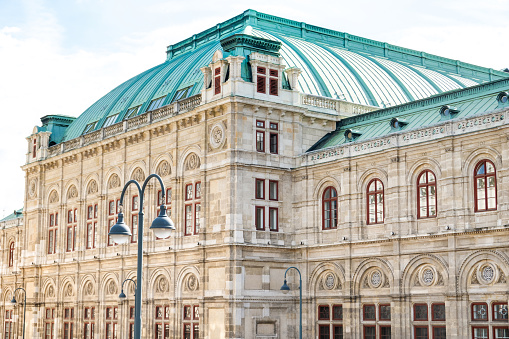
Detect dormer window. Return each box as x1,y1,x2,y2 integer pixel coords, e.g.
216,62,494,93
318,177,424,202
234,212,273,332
124,106,140,120
214,68,221,95
103,114,119,128
257,67,266,93
497,92,508,105
344,129,362,142
147,96,166,111
82,122,97,135
269,69,278,96
32,138,37,158
172,85,193,102
439,105,459,119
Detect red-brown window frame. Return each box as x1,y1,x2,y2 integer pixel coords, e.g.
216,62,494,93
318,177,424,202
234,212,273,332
417,170,437,219
255,206,265,230
269,132,278,154
257,67,267,94
492,302,509,322
269,207,278,232
185,204,193,236
193,305,199,320
33,138,37,158
8,242,14,267
432,326,447,339
431,303,446,321
472,326,489,339
493,326,509,339
332,304,343,321
472,302,489,321
363,304,376,321
256,131,265,152
63,307,75,339
414,326,429,339
363,325,376,339
380,325,391,339
379,304,391,321
66,209,76,252
48,213,58,254
132,195,139,211
214,67,221,95
322,186,338,230
414,303,429,321
269,180,278,201
131,213,138,243
474,159,497,212
255,179,265,199
318,305,330,320
195,182,201,199
318,324,331,339
269,69,278,96
185,184,193,201
194,203,201,235
367,179,384,225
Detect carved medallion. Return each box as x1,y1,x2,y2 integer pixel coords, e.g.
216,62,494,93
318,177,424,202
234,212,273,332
67,185,78,200
209,123,226,149
185,153,200,171
87,180,98,195
47,285,55,298
107,280,118,295
84,282,94,296
29,179,37,198
156,161,171,177
186,274,199,292
49,190,59,204
108,174,120,189
132,168,145,182
64,284,74,297
156,276,169,293
324,273,336,290
371,270,382,288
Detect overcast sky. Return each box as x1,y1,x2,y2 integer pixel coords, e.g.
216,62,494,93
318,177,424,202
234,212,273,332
0,0,508,218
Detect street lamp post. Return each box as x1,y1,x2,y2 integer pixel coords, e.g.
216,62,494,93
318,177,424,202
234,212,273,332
280,267,302,339
108,173,175,339
11,287,26,339
119,278,137,299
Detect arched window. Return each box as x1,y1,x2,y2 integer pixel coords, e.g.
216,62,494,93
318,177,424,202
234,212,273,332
367,179,384,224
474,160,497,212
322,187,338,230
8,242,14,267
417,170,437,219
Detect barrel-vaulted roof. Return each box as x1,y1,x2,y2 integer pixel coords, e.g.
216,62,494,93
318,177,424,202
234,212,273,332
59,9,509,143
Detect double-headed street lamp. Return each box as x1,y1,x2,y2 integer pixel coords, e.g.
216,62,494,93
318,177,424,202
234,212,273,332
108,173,175,339
11,287,27,339
280,267,303,339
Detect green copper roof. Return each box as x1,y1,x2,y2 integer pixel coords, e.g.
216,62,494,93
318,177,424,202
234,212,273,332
59,9,509,143
308,78,509,152
0,208,23,222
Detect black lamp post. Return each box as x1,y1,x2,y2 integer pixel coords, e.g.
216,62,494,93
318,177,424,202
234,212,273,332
11,287,26,339
108,173,174,339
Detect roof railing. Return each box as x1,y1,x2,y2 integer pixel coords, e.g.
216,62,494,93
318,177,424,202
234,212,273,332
47,94,202,158
300,93,378,116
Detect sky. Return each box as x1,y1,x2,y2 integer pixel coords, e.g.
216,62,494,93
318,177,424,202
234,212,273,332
0,0,508,218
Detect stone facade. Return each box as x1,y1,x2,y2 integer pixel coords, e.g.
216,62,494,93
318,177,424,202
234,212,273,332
3,39,509,339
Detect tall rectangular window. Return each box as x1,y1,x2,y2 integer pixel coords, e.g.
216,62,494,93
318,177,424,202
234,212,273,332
48,212,58,254
45,308,55,339
83,307,95,339
269,207,278,232
269,69,279,96
257,67,266,94
255,206,265,230
414,326,428,339
255,179,265,199
129,307,134,339
66,209,76,252
33,138,37,157
183,305,199,339
155,305,170,339
269,180,278,201
4,310,13,339
256,131,265,152
363,325,376,339
63,307,74,339
318,304,342,339
214,67,221,95
184,182,201,236
86,204,98,249
105,307,118,339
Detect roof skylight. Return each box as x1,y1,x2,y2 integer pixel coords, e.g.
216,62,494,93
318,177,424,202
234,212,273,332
171,86,193,103
82,122,97,135
124,106,140,120
103,114,119,128
146,96,166,112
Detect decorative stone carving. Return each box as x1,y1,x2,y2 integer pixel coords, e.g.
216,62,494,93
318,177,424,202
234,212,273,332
209,123,226,149
185,274,199,292
108,174,120,189
132,167,145,182
498,270,507,284
84,281,94,296
49,190,59,204
87,180,98,195
29,178,37,198
482,265,495,282
107,280,118,295
156,161,171,177
64,284,74,297
477,263,498,285
324,273,336,290
155,276,169,294
370,270,382,288
185,153,200,171
47,285,55,298
418,265,437,287
67,185,78,200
